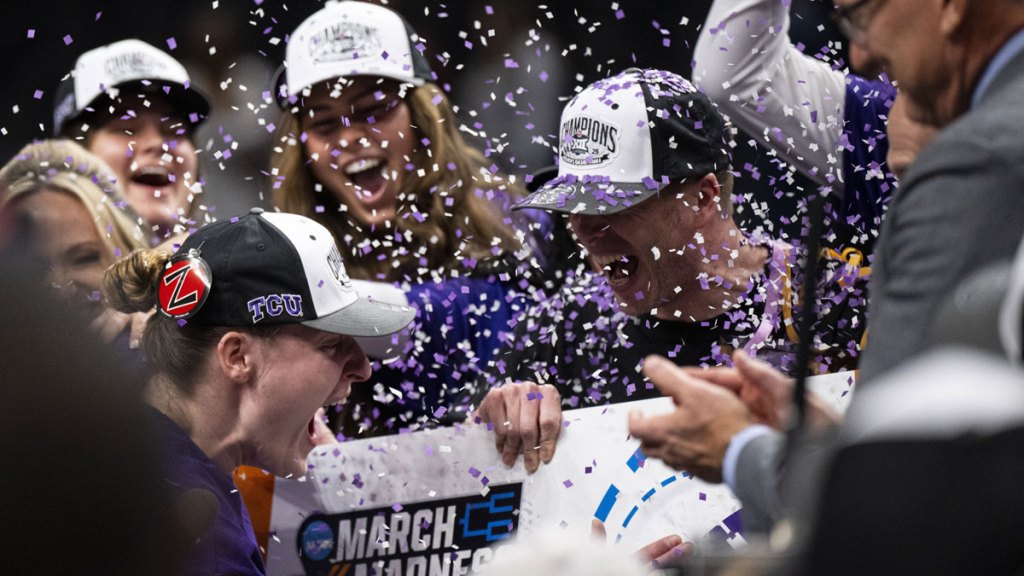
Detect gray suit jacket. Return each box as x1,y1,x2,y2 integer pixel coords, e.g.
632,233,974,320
859,45,1024,382
733,431,785,533
734,40,1024,536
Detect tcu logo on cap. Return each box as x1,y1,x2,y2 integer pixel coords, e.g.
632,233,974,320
158,251,212,320
247,294,304,323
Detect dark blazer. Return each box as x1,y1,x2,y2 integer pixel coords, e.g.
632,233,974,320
733,45,1024,530
859,44,1024,382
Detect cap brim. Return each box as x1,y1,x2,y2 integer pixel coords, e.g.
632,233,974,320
303,296,415,337
525,165,559,193
274,66,424,110
512,179,663,215
92,80,210,125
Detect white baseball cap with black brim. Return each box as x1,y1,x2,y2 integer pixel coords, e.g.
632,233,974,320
157,208,414,338
273,0,433,109
514,68,732,215
53,39,210,137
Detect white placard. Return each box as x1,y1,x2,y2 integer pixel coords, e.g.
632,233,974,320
266,372,856,574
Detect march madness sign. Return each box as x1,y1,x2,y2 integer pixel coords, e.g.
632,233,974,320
266,375,854,575
297,483,522,575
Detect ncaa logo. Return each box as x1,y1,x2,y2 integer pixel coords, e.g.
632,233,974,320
301,520,334,561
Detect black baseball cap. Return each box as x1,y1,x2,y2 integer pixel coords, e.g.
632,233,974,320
514,68,731,215
157,208,414,337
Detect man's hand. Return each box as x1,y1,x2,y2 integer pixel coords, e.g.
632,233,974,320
628,355,754,483
687,350,841,431
474,382,562,473
683,350,793,429
591,519,693,567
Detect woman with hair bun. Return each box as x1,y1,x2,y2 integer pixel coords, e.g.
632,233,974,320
103,209,413,575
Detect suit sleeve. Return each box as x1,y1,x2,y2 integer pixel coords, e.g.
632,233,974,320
732,431,786,533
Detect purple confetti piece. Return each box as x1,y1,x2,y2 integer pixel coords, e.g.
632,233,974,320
63,35,73,45
166,37,177,50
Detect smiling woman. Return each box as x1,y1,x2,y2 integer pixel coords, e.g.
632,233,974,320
267,1,573,435
54,39,210,244
101,210,413,575
299,78,416,230
266,0,573,286
0,139,149,338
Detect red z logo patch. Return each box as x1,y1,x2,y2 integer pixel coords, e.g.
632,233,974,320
158,254,212,320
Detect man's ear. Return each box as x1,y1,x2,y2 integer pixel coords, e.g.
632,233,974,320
694,172,724,226
939,0,969,37
216,331,256,385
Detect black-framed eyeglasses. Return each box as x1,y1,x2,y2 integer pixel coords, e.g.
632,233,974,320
832,0,884,44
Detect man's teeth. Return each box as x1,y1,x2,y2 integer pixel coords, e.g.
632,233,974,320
344,158,383,175
129,164,171,179
592,253,629,269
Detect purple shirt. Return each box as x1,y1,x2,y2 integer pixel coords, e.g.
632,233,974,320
149,408,267,576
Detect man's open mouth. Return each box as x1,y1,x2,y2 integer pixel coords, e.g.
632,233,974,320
591,253,639,285
130,165,172,188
